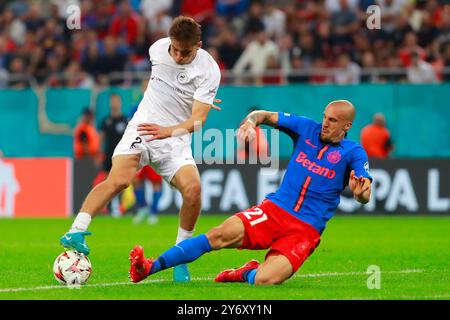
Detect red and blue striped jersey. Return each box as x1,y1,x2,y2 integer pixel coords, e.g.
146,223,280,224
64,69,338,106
265,112,372,234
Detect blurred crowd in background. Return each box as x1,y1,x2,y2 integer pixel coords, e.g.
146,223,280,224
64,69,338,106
1,0,450,88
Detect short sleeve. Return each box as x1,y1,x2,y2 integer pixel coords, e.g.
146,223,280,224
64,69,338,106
277,112,316,136
349,145,373,181
193,60,221,105
148,40,156,62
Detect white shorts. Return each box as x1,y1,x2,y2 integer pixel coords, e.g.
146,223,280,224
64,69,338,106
112,123,197,184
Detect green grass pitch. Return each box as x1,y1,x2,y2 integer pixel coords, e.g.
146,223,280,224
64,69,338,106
0,214,449,300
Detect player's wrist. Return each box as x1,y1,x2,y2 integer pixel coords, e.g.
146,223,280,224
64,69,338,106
166,125,177,137
245,118,256,128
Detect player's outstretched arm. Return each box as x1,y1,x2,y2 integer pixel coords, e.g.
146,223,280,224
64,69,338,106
246,110,278,127
237,110,278,142
172,99,213,134
349,170,371,204
137,99,219,141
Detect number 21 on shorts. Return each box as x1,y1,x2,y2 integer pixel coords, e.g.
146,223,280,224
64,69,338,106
243,207,268,226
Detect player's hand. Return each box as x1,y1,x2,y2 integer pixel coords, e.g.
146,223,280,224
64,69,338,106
349,170,370,200
137,123,173,141
237,120,256,142
211,98,222,111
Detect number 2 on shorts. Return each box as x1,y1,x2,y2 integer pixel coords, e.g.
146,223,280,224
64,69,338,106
243,207,268,226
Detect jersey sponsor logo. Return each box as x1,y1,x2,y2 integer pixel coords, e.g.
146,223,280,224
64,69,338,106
327,150,341,164
177,72,189,84
295,152,336,179
305,139,317,148
151,74,187,95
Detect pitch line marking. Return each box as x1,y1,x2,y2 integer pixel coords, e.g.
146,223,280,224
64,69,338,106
351,294,450,300
0,269,424,293
294,269,424,278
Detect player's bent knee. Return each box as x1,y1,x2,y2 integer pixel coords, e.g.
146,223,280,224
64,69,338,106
107,176,132,192
254,272,286,285
253,256,293,285
182,183,201,203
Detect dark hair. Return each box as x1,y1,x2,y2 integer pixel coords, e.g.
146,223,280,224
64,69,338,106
82,107,93,117
169,16,202,45
411,50,420,58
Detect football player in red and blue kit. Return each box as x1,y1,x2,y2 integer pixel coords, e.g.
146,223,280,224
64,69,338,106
128,100,372,285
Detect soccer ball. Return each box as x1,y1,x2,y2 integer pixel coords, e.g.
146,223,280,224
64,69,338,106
53,250,92,285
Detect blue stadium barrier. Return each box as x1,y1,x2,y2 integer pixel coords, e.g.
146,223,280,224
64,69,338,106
0,84,449,158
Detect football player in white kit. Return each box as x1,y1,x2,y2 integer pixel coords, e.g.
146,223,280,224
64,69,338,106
60,16,221,282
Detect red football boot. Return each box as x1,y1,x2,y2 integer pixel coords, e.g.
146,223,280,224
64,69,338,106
214,260,259,282
129,245,154,283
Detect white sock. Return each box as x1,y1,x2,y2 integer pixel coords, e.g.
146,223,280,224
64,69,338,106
69,212,92,233
176,226,194,244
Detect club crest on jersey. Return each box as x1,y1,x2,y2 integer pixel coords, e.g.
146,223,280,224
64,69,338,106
177,72,189,84
327,150,341,164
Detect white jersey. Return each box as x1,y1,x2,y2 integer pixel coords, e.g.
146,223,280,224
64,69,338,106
130,37,221,150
